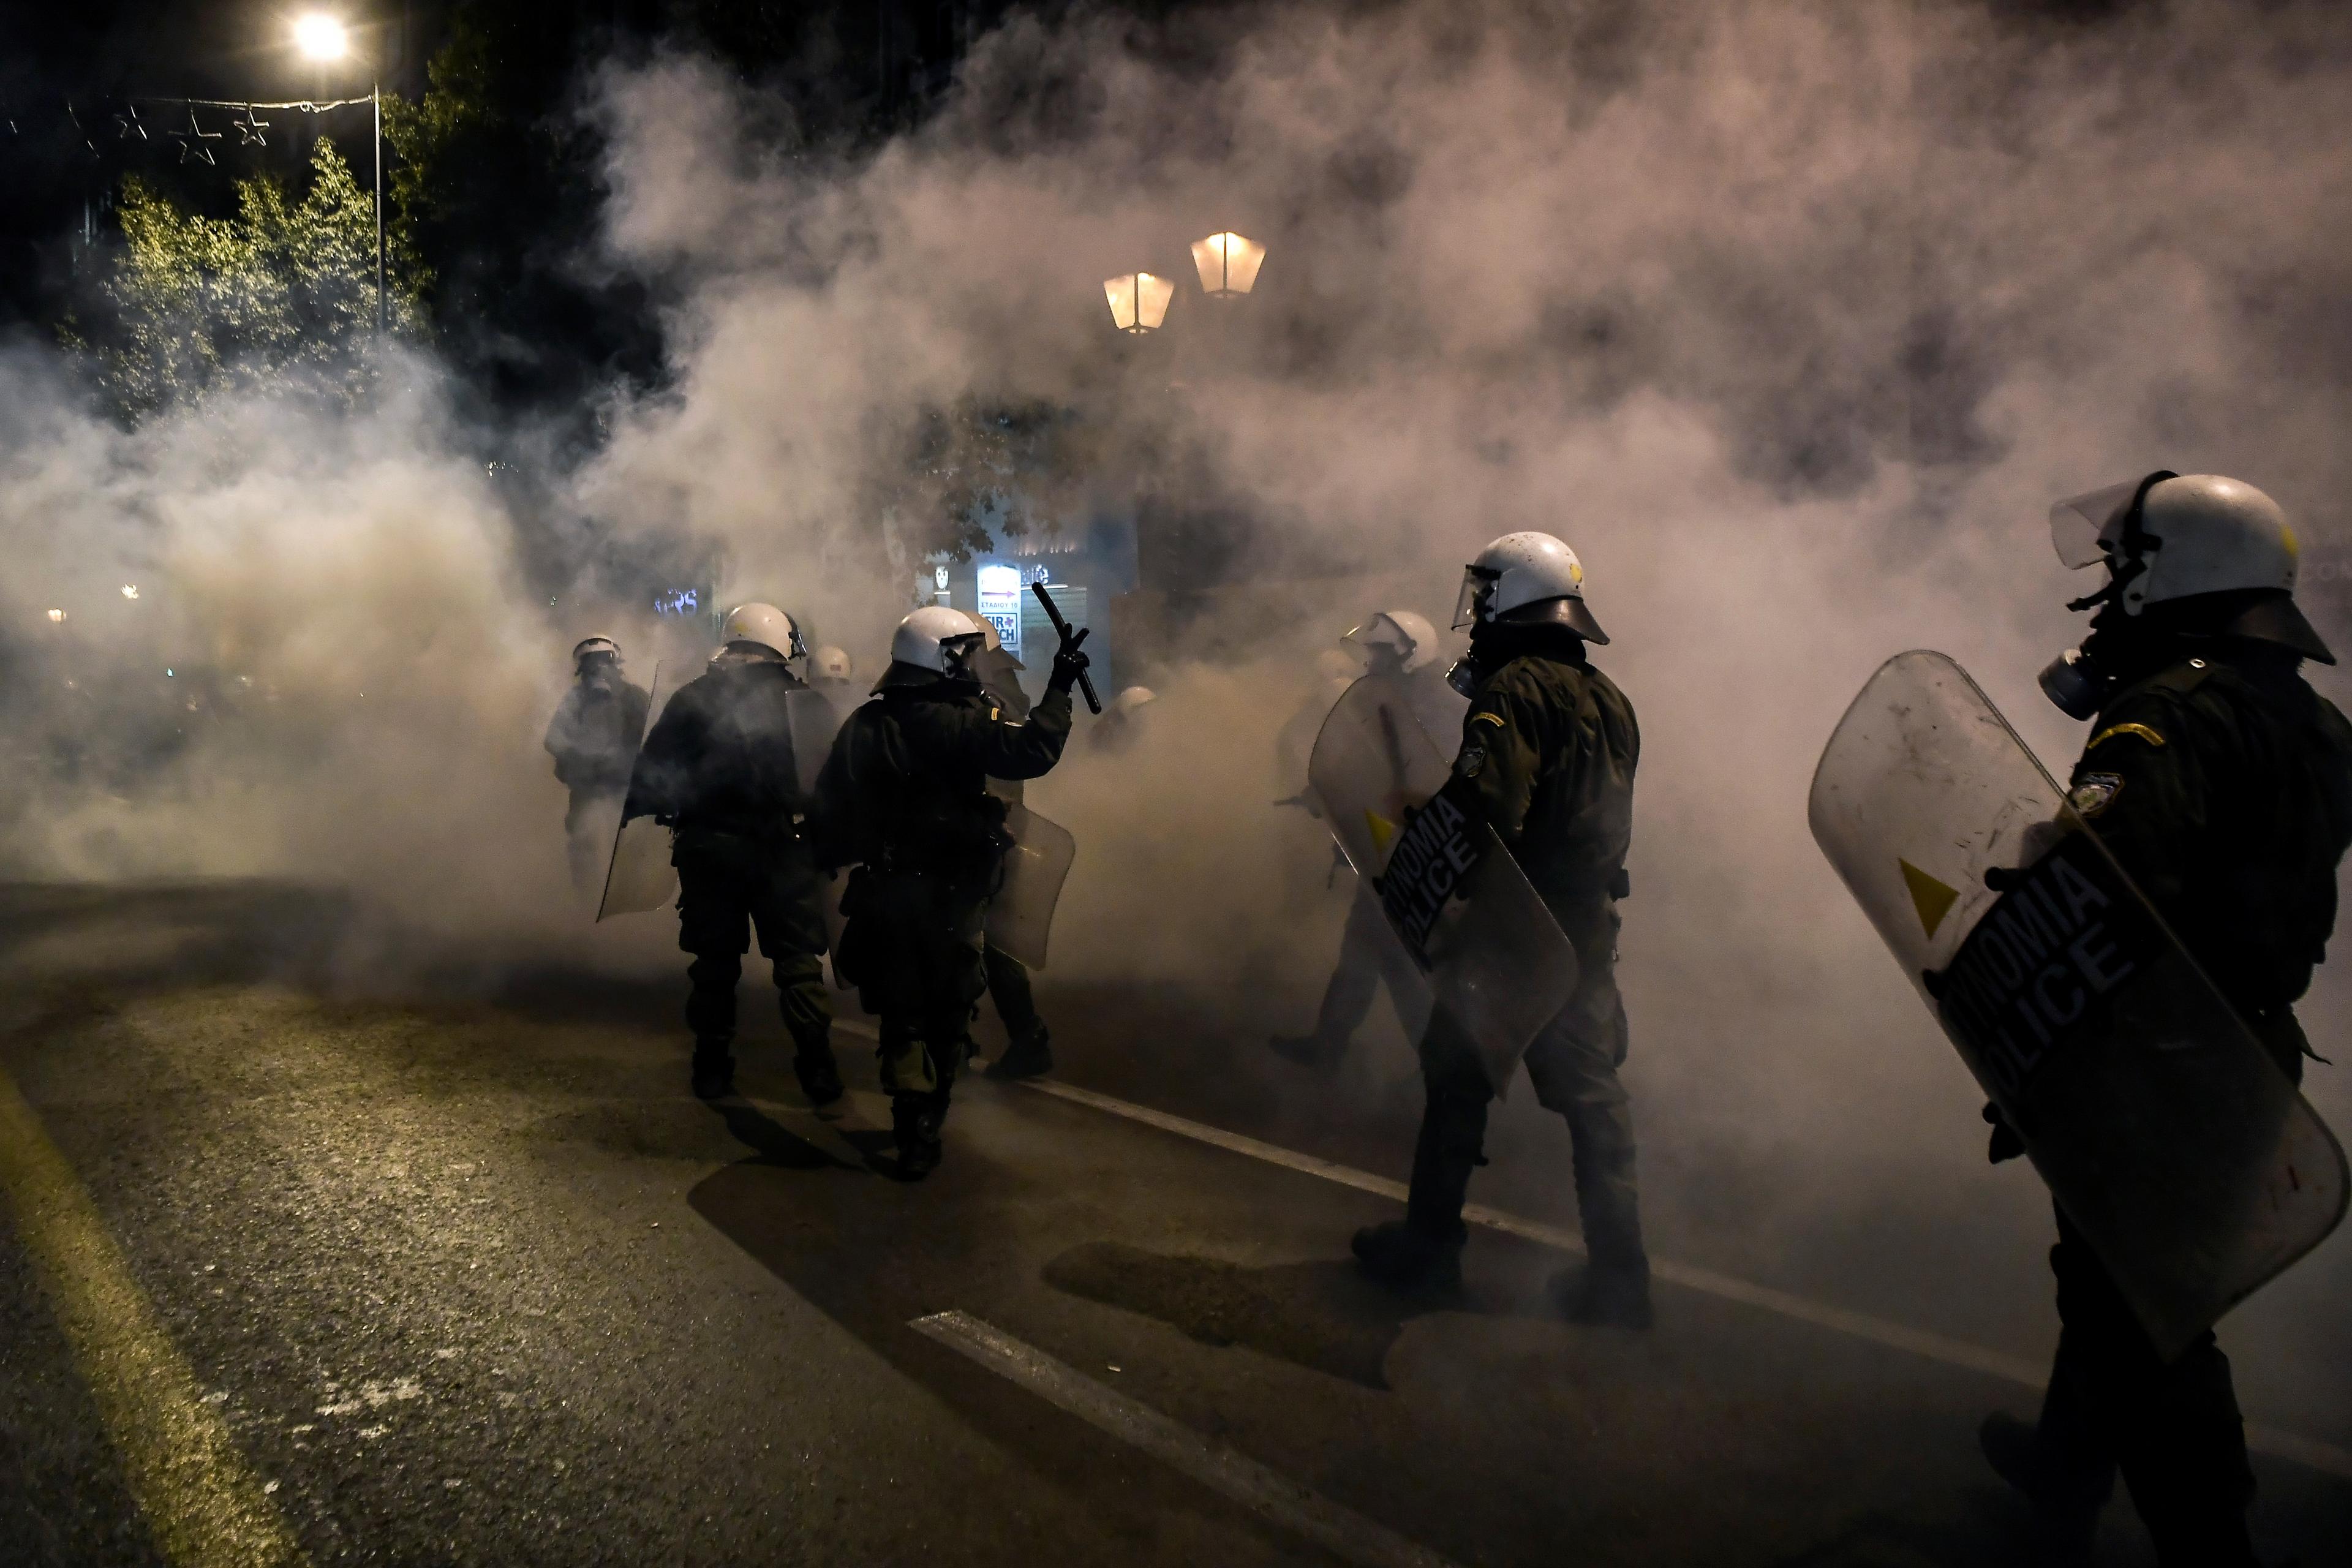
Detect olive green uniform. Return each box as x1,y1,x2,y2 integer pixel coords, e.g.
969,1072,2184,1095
1409,635,1646,1280
813,672,1072,1157
2032,644,2352,1564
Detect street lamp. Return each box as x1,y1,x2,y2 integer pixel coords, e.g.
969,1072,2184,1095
1189,232,1265,298
293,14,385,336
1104,271,1175,334
293,14,348,59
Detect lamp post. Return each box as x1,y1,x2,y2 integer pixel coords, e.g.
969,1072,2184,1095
294,14,383,336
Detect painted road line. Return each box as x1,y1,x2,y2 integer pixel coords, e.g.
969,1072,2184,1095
0,1068,309,1568
912,1309,1464,1568
1001,1072,2352,1483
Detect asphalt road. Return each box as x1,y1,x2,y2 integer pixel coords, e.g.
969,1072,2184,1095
2,881,2347,1567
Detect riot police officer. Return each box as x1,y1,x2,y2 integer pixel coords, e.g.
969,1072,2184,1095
545,636,651,894
966,620,1055,1082
1272,610,1461,1069
814,606,1087,1177
1980,473,2352,1564
810,645,859,714
623,603,843,1106
1351,534,1652,1329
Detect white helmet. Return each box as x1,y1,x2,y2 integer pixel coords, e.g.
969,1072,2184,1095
1112,684,1158,715
891,605,987,676
571,635,620,668
1452,532,1608,644
1346,610,1441,674
719,602,806,662
811,645,853,683
2051,472,2332,660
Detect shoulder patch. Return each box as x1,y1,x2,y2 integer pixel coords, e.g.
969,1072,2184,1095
2068,772,2125,818
1470,711,1506,729
2088,722,2165,752
1457,744,1487,778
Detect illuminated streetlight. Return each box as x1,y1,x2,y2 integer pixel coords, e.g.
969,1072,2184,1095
1104,271,1175,334
1189,232,1266,298
121,584,140,600
47,608,65,623
294,14,350,61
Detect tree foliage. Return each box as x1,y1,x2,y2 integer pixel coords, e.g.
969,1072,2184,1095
894,401,1113,564
381,7,662,418
69,138,420,419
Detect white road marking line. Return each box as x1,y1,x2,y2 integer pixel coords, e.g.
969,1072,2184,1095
989,1071,2352,1482
911,1309,1464,1568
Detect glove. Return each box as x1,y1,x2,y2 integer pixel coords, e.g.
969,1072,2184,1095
1049,627,1091,694
1983,1101,2026,1164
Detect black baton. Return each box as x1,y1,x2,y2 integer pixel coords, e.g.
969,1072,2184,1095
1030,582,1102,714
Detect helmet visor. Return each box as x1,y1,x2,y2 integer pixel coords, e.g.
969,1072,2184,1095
1452,567,1498,630
2049,478,2149,569
940,631,986,676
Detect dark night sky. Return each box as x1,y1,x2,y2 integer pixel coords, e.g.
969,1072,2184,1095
0,1,2150,342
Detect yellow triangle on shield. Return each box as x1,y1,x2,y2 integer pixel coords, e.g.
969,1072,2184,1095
1899,858,1961,938
1365,810,1397,856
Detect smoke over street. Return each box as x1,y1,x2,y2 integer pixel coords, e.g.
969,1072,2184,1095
2,2,2350,1563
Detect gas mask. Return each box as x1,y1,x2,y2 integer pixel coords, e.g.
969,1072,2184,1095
1445,657,1479,698
2037,646,2110,720
2040,470,2176,720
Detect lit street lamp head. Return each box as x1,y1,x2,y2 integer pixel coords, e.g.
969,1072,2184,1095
294,14,351,61
1104,271,1174,334
1191,232,1266,298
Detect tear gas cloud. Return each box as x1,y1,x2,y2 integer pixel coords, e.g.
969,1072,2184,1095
4,0,2350,1415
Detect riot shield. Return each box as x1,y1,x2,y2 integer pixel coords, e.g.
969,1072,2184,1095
787,687,846,796
986,805,1077,971
1307,674,1580,1096
1809,650,2348,1357
596,662,679,922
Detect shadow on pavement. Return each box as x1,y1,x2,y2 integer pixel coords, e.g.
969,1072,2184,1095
683,1133,1316,1561
1039,1240,1445,1390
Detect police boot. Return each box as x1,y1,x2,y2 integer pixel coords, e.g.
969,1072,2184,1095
892,1094,946,1180
690,1039,736,1101
1979,1412,2102,1562
1353,1090,1483,1294
794,1047,845,1109
1551,1256,1653,1330
1350,1219,1463,1292
985,1022,1053,1082
1268,1032,1341,1072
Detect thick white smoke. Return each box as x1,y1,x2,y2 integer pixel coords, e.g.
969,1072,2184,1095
4,0,2348,1423
570,0,2352,1424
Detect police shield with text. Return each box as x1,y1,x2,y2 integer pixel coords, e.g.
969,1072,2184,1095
813,605,1084,1178
622,603,844,1106
1272,610,1461,1069
1811,474,2352,1566
1339,534,1653,1327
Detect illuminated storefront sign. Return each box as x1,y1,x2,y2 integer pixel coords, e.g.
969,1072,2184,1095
975,564,1023,658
